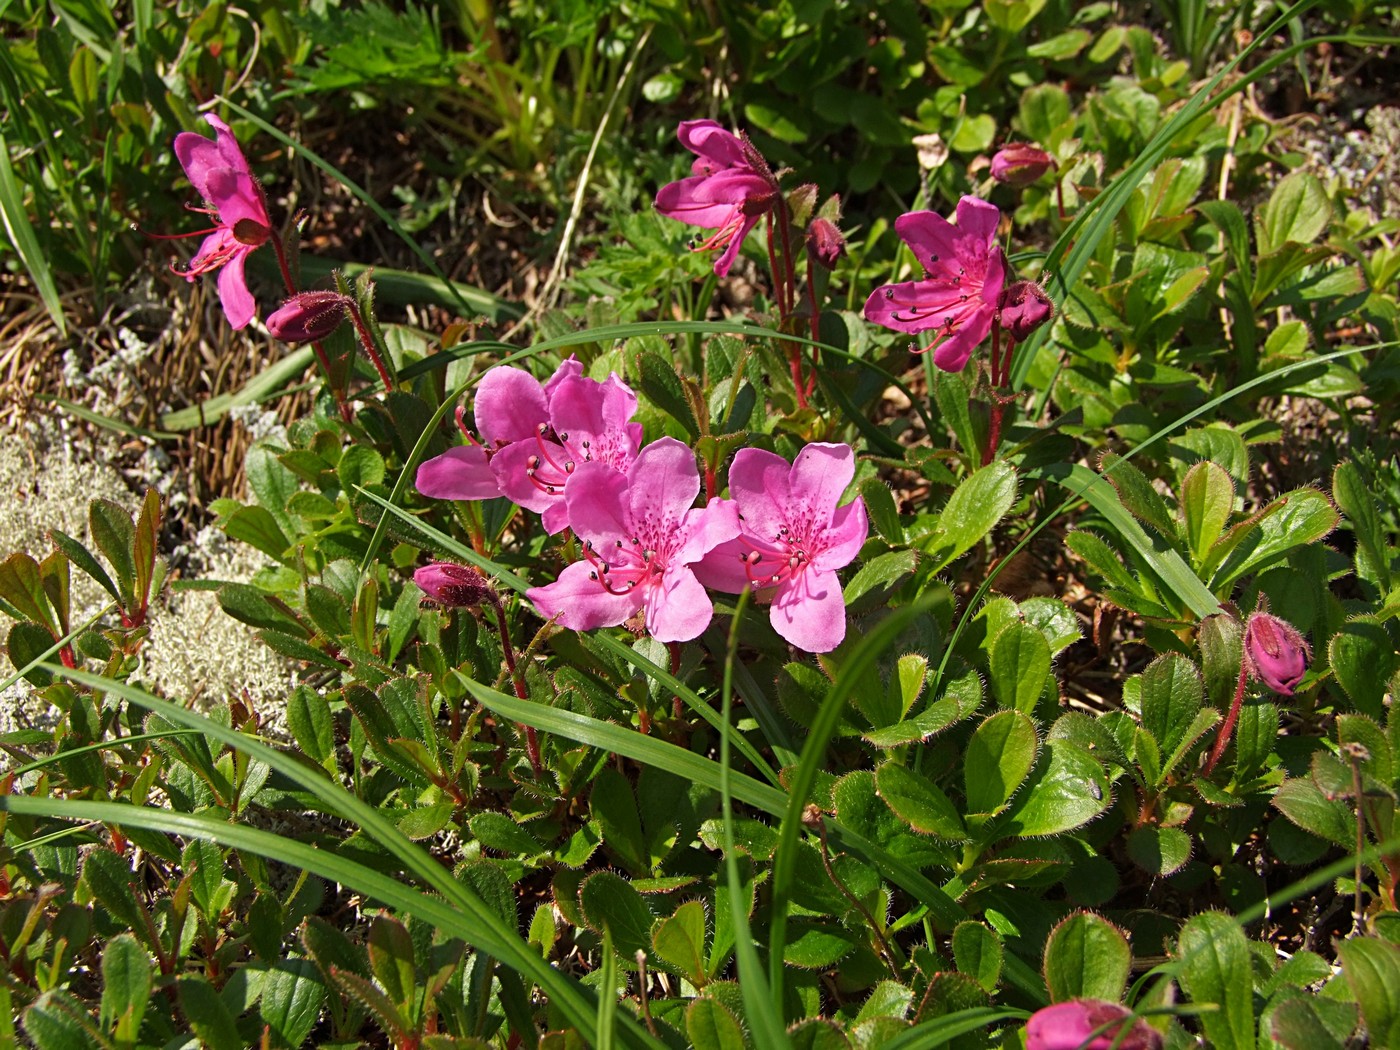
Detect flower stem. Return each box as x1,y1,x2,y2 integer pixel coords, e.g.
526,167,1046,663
1203,659,1249,777
669,641,683,720
345,300,395,395
489,592,541,777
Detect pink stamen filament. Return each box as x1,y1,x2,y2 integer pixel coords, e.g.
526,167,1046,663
738,530,809,587
583,538,663,596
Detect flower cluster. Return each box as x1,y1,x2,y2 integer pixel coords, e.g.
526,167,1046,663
417,363,868,650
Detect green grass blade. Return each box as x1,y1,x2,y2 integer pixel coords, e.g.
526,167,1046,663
0,128,67,338
40,395,181,441
882,1008,1030,1050
159,347,316,431
41,665,663,1049
720,592,791,1049
7,728,205,778
282,255,520,322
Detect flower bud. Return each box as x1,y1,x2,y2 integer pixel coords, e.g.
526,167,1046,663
990,143,1056,187
806,217,846,271
1026,1000,1162,1050
998,281,1055,341
266,291,351,343
1244,611,1310,695
414,562,496,608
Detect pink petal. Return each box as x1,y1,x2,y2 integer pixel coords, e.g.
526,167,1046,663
678,120,749,170
216,248,256,329
626,438,701,526
712,210,762,276
416,446,500,501
693,537,754,594
894,211,960,276
473,366,549,444
645,567,715,643
863,279,965,336
528,561,639,632
725,448,792,542
772,567,847,653
543,356,583,397
789,443,856,521
815,499,868,571
931,303,997,372
672,498,741,567
490,441,560,515
954,195,1002,247
563,461,630,551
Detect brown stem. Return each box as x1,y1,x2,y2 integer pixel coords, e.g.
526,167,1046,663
489,593,541,777
1203,660,1249,777
669,641,684,720
812,810,901,980
345,300,395,394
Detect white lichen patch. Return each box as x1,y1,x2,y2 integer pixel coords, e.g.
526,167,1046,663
0,415,293,736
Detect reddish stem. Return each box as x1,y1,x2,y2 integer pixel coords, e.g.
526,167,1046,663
345,301,395,394
669,641,684,720
1203,660,1250,777
489,594,541,777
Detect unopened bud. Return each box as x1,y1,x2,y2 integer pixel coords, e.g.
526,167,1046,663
266,291,351,343
998,281,1055,341
990,143,1056,187
1026,1000,1162,1050
806,217,846,271
414,562,495,608
1244,611,1310,696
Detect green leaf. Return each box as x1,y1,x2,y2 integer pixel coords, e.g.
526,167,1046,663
258,958,326,1050
964,710,1038,816
581,871,653,961
988,620,1052,714
1212,487,1338,589
1042,911,1130,1002
1125,824,1192,875
1267,996,1350,1050
7,621,57,687
862,669,981,749
631,347,700,439
1139,653,1204,757
246,443,302,537
1328,619,1396,721
591,766,650,875
843,548,919,609
860,478,904,544
22,989,100,1050
1333,462,1392,592
48,529,121,606
1179,461,1235,564
952,922,1003,993
1272,777,1354,849
1338,937,1400,1049
0,130,67,337
286,686,335,767
1259,170,1330,252
1100,453,1177,539
652,900,708,986
999,741,1111,837
81,849,148,940
931,369,981,458
183,838,233,921
99,934,152,1042
367,914,416,1011
178,974,245,1050
876,762,967,840
783,920,858,968
686,997,746,1050
923,462,1017,575
217,505,292,563
470,812,546,857
1177,912,1256,1050
0,553,58,633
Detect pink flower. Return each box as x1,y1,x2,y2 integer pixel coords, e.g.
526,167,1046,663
863,196,1010,372
655,120,780,276
172,114,272,330
695,443,868,653
1026,1000,1162,1050
527,438,740,643
990,143,1057,186
1244,610,1310,696
415,359,642,534
999,280,1055,342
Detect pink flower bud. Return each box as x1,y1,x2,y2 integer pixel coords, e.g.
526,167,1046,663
998,280,1055,341
414,563,496,608
1244,611,1310,695
1026,1000,1162,1050
990,143,1056,187
806,217,846,270
266,291,351,343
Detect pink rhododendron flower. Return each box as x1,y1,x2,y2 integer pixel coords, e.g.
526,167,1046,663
1025,1000,1162,1050
696,443,868,653
655,119,780,276
863,196,1010,372
527,438,740,643
1244,610,1310,696
998,280,1055,342
414,563,495,607
416,359,642,534
172,114,272,329
266,291,350,343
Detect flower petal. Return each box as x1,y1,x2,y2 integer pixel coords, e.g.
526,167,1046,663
894,210,960,275
693,537,755,594
678,119,749,170
931,302,997,372
216,248,256,329
814,499,868,571
416,445,500,501
672,498,741,567
954,195,1001,246
528,561,639,633
563,461,630,550
789,443,856,521
626,438,701,528
863,278,965,336
771,567,847,653
646,566,715,643
473,366,549,444
726,447,792,542
542,356,583,398
491,440,563,515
